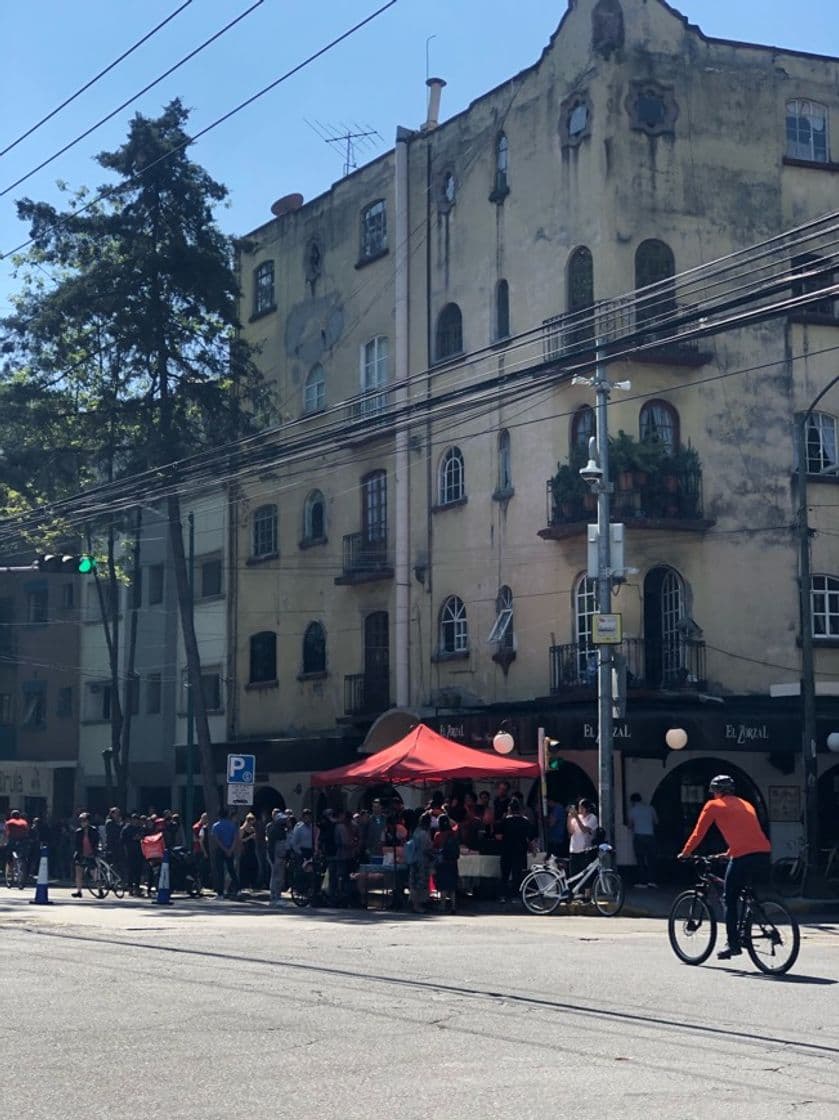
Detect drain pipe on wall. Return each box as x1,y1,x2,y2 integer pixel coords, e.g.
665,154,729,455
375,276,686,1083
394,126,411,708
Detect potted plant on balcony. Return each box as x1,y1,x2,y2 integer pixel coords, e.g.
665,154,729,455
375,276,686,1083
609,430,638,493
551,460,584,519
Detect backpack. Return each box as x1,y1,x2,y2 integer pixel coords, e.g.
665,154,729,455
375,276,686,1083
140,832,165,862
403,836,419,865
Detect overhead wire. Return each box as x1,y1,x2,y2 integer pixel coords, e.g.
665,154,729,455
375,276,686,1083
0,0,193,158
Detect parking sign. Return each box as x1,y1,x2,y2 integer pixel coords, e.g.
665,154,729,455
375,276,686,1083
227,753,255,784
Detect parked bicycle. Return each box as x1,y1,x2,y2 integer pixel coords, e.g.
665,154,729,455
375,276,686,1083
520,845,625,917
668,855,800,975
771,842,839,898
290,853,327,908
81,855,125,900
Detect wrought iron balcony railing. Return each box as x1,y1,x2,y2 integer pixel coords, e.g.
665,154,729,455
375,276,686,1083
335,533,393,584
546,463,705,529
344,672,390,716
549,638,707,694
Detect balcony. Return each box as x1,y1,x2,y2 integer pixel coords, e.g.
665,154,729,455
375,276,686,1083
549,638,707,694
540,462,712,541
344,672,390,716
334,533,393,585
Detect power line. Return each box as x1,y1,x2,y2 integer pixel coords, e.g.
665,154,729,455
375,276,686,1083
0,1,193,158
0,0,400,260
0,1,267,198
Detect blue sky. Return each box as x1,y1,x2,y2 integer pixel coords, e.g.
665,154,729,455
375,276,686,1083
0,0,836,309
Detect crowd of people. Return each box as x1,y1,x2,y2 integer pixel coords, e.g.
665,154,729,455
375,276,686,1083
1,782,609,909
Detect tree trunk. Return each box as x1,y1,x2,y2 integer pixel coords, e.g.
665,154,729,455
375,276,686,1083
119,508,143,809
167,491,220,819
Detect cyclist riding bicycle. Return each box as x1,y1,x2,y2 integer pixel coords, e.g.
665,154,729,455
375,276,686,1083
677,774,771,960
4,810,30,882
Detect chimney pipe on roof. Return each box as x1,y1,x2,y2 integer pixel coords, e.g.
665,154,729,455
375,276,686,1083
423,77,446,132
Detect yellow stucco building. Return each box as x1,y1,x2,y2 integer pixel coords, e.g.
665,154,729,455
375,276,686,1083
227,0,839,866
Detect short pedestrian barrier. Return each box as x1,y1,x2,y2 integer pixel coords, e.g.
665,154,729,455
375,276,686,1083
29,844,53,906
155,850,173,906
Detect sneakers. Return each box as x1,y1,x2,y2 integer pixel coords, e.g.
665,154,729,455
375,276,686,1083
71,890,82,898
716,945,743,960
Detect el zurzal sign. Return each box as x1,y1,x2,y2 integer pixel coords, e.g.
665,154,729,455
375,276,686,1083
725,723,769,745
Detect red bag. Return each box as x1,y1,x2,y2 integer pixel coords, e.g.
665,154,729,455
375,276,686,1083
141,832,165,861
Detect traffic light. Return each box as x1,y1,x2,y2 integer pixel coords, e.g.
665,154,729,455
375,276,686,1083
545,737,563,770
36,553,97,574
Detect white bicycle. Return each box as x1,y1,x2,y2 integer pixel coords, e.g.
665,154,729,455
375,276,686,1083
520,845,624,917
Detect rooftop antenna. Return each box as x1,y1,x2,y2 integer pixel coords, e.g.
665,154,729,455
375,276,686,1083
305,118,383,178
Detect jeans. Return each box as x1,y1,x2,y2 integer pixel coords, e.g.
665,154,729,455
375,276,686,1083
724,852,770,949
213,850,240,897
633,834,657,882
269,847,286,901
499,855,526,898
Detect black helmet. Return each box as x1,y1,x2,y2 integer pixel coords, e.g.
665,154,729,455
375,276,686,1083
709,774,735,795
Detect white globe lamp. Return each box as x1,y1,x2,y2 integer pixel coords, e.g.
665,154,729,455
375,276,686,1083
665,727,688,751
827,732,839,753
493,730,515,755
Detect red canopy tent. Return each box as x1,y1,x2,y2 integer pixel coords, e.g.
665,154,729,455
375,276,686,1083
311,722,539,787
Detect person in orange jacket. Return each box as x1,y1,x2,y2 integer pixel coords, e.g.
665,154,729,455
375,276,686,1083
678,774,771,960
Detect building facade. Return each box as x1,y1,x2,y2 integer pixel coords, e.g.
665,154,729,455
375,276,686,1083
228,0,839,862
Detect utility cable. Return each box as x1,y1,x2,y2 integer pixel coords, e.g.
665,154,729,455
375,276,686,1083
0,1,193,158
0,0,400,259
0,0,267,198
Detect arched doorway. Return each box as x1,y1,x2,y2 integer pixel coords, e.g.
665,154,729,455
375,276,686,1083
643,566,687,688
652,758,768,866
818,763,839,848
252,786,285,820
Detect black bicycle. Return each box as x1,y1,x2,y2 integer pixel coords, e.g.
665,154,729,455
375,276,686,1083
668,855,800,975
290,853,326,908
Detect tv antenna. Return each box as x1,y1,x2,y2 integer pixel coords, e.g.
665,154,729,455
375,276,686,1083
304,119,383,177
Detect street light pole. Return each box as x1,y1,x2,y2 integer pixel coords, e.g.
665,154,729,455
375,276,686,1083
593,350,615,849
796,374,839,887
185,512,196,832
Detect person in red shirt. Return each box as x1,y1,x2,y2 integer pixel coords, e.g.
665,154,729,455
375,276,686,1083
678,774,772,960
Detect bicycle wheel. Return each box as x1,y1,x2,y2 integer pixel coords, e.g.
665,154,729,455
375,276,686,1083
745,898,800,975
520,869,563,915
668,891,717,964
591,869,625,917
84,866,109,900
770,858,803,898
110,874,125,900
290,872,312,908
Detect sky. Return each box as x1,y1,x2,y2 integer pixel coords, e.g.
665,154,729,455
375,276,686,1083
0,0,836,310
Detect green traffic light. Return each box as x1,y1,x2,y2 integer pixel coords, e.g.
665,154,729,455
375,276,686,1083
78,555,96,574
549,758,561,770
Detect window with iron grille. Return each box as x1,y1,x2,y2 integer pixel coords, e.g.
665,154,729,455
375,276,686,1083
786,100,829,163
362,471,387,544
640,400,679,453
360,200,387,259
440,595,468,654
438,447,465,505
574,575,597,683
253,260,275,315
303,621,326,674
250,631,277,684
812,575,839,638
303,364,325,414
252,504,278,558
806,412,838,475
361,336,389,414
303,490,325,541
435,303,463,361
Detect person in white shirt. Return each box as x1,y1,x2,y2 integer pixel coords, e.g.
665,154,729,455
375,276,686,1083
567,798,598,878
628,792,658,887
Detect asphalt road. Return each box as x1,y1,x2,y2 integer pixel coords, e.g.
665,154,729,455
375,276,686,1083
1,892,837,1120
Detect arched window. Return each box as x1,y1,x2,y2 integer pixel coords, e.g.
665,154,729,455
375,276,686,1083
806,412,838,474
252,504,278,559
360,336,388,415
249,631,277,684
303,364,325,414
571,406,595,455
640,400,679,453
253,260,275,316
436,303,463,361
439,595,469,654
812,575,839,639
302,621,327,673
303,490,325,541
635,239,676,330
574,575,598,683
489,585,514,650
567,246,594,347
786,100,829,163
438,447,465,505
361,470,387,544
495,132,509,192
497,429,512,492
360,199,387,259
495,279,510,340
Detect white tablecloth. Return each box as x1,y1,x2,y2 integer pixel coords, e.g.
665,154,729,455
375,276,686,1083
458,854,500,880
